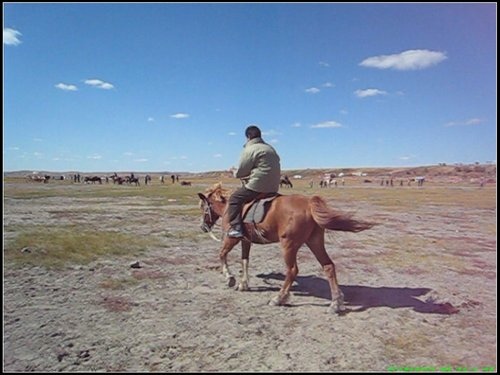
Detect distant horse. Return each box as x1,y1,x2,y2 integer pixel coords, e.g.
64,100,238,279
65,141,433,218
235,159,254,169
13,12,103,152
320,178,333,188
415,176,425,187
180,181,192,186
280,175,293,188
27,175,49,183
84,176,102,184
127,177,140,186
112,176,126,185
198,183,374,314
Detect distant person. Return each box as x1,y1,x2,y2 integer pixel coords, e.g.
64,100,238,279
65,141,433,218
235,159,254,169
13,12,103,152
171,175,175,184
226,125,281,238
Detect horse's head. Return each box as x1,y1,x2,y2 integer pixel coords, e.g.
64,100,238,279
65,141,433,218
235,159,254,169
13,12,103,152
197,183,228,233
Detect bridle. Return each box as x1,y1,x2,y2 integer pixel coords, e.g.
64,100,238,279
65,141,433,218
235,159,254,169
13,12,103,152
200,199,217,233
200,199,223,242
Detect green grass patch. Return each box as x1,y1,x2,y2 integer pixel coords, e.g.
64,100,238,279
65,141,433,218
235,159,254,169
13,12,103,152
3,180,204,202
161,229,205,242
4,227,157,269
168,206,202,217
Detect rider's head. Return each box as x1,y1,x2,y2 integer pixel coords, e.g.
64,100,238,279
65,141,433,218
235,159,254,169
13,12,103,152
245,125,261,140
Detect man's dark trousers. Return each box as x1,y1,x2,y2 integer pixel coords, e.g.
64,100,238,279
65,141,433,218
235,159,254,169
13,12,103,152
227,186,260,229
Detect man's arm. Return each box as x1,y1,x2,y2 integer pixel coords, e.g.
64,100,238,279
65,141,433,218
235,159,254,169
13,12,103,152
235,149,254,179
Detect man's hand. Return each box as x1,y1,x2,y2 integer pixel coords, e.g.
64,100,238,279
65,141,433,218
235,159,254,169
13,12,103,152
229,166,238,178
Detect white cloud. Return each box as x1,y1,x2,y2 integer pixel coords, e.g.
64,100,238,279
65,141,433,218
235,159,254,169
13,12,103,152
84,79,114,90
359,49,447,70
87,154,102,160
262,129,281,137
134,158,148,162
355,88,387,98
322,82,334,88
399,154,416,161
147,117,155,122
8,146,20,151
228,132,237,136
170,113,190,119
466,118,483,125
319,61,330,67
213,153,222,158
269,139,279,144
55,83,78,91
3,28,22,46
291,122,301,128
444,118,484,127
305,87,320,94
311,121,343,129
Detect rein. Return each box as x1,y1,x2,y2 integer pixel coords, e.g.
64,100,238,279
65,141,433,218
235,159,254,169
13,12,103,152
201,200,222,242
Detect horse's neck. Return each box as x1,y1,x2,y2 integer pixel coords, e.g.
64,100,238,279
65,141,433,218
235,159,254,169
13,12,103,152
213,201,228,217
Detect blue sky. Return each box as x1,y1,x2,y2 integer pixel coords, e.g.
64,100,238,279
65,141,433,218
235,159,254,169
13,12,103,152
3,3,497,172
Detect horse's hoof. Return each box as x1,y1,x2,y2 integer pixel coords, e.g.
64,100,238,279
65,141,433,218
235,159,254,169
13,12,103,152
328,302,346,315
268,294,288,306
227,276,236,288
268,298,280,306
236,282,249,291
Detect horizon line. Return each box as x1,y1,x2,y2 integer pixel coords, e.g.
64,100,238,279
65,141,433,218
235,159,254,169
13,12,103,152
4,161,496,175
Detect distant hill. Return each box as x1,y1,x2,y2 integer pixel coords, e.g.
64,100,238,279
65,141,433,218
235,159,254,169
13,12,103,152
281,164,496,181
4,163,496,182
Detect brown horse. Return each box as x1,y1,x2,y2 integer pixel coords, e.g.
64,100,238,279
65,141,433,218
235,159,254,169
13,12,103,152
198,183,374,314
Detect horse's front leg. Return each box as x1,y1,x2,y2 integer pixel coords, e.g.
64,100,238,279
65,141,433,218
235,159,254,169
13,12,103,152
219,237,240,288
237,240,251,291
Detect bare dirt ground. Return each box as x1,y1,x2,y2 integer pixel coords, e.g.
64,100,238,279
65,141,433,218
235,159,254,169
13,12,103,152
3,179,497,372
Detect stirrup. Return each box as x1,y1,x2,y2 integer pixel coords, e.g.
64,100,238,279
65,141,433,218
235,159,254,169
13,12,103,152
227,228,244,238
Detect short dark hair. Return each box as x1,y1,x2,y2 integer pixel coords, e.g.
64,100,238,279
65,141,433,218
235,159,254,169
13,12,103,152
245,125,261,139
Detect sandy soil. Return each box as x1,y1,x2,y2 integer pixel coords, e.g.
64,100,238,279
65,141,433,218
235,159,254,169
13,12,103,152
3,182,497,372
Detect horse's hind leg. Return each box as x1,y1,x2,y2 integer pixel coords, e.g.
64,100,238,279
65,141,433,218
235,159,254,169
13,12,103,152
270,239,300,306
306,227,345,314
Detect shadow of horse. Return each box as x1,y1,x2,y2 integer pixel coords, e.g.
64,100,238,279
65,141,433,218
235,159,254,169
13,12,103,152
256,272,459,315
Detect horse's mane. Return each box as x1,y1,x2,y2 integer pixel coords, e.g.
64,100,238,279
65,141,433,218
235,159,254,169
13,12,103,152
205,182,230,202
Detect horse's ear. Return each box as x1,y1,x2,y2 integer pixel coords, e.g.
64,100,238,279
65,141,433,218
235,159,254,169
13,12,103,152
198,193,207,201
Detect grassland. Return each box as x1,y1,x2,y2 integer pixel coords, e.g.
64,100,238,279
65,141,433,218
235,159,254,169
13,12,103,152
3,172,497,372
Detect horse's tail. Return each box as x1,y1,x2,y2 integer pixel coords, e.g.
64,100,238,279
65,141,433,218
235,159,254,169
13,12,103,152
309,196,374,232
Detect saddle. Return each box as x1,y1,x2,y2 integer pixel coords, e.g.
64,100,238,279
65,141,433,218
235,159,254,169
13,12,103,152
242,193,280,224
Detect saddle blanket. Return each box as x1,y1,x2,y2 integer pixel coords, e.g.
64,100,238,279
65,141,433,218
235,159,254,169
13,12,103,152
242,195,279,224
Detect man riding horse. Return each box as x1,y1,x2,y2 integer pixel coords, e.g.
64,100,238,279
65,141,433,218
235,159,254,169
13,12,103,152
226,125,281,238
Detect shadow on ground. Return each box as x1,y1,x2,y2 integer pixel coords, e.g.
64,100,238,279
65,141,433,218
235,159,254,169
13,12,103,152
256,272,459,315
